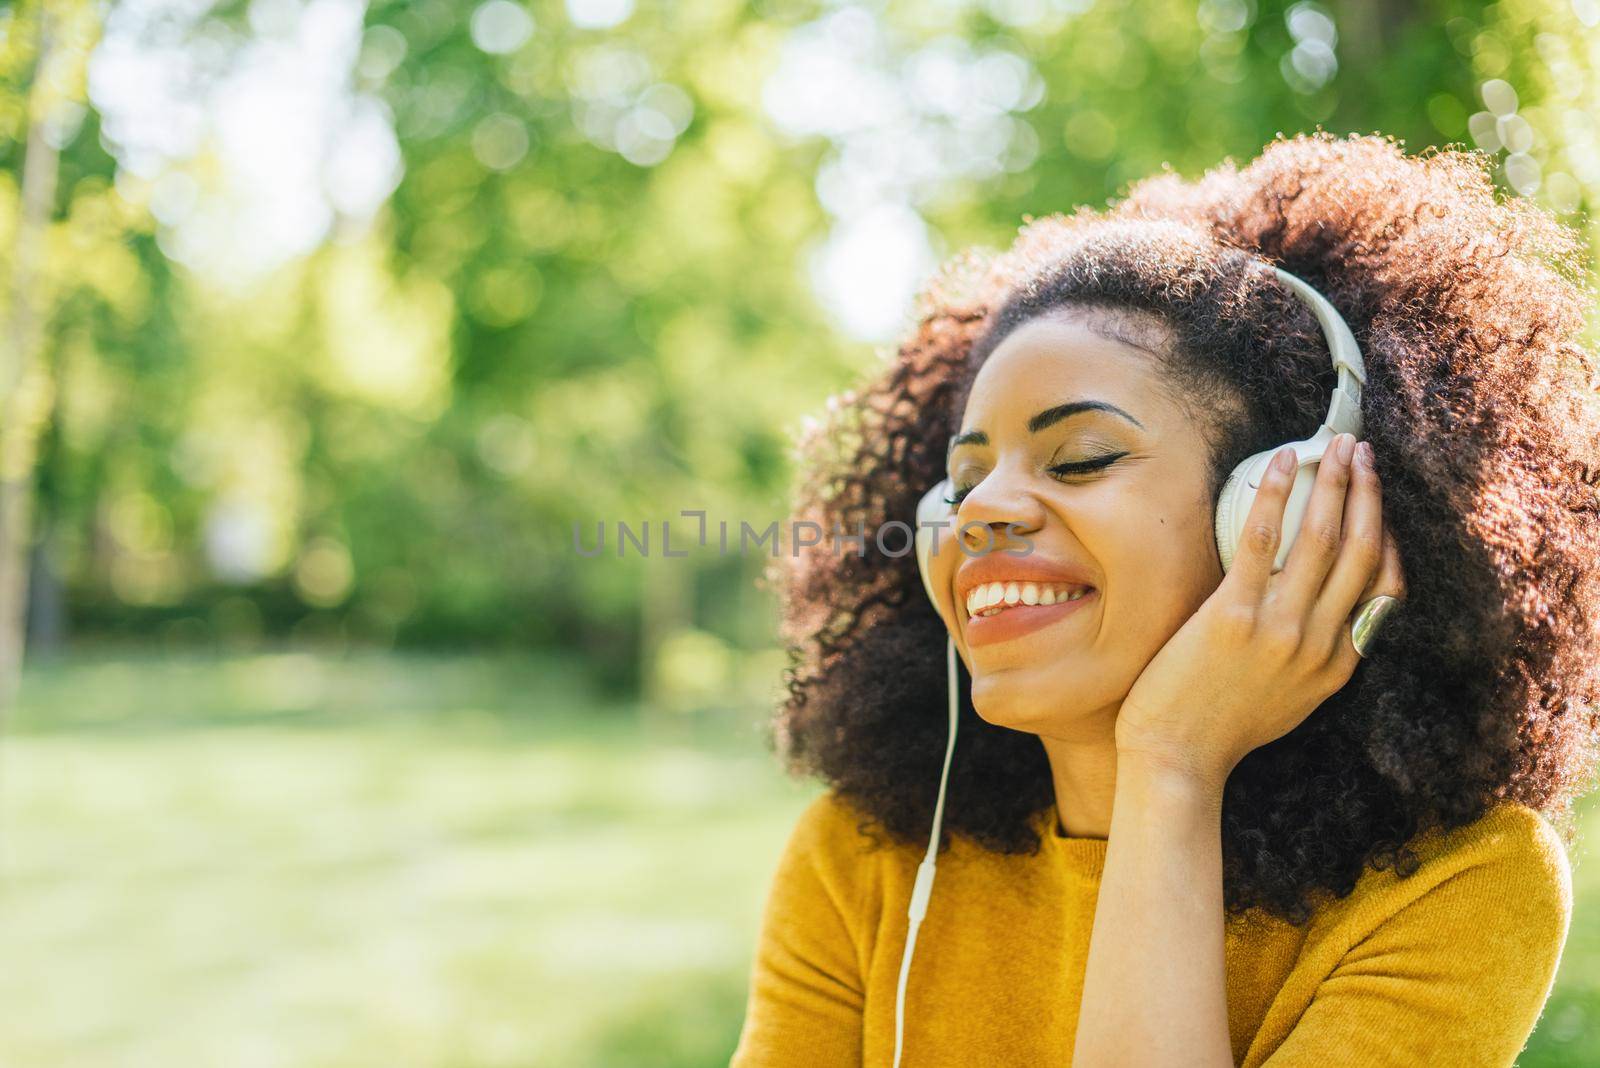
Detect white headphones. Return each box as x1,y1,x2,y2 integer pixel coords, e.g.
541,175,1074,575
891,264,1367,1067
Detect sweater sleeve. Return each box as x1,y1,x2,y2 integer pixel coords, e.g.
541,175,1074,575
728,792,870,1068
1259,805,1573,1068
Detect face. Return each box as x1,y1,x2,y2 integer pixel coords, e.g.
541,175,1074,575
926,307,1224,741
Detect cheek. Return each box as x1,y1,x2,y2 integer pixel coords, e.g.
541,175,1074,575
929,541,964,623
1101,508,1220,639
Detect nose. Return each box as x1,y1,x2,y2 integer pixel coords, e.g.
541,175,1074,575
954,462,1045,554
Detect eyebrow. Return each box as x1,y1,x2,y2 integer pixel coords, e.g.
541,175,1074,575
948,400,1145,452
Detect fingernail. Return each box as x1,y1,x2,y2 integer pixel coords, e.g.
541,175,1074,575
1357,441,1374,468
1274,447,1297,473
1338,434,1356,463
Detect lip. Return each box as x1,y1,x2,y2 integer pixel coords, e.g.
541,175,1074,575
955,553,1097,610
964,587,1098,647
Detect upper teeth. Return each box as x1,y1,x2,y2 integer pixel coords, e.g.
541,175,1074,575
965,581,1091,618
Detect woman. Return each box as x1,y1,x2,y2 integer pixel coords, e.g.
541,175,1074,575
730,132,1600,1066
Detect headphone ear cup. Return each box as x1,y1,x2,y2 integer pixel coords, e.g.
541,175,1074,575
1215,447,1327,574
915,479,953,610
1214,455,1258,573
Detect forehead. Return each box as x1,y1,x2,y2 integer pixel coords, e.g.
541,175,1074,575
962,307,1176,424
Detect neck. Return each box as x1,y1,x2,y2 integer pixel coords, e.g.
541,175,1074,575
1038,720,1121,839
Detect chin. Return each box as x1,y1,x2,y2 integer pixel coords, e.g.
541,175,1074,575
969,666,1112,737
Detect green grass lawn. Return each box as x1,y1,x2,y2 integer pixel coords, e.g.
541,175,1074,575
1,648,1598,1066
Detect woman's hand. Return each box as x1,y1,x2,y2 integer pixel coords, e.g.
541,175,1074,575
1114,432,1408,791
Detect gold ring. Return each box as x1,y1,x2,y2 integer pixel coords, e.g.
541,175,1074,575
1351,595,1399,658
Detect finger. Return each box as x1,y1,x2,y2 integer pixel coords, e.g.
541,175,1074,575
1278,433,1359,617
1225,444,1300,605
1360,526,1407,604
1312,437,1385,636
1328,528,1406,669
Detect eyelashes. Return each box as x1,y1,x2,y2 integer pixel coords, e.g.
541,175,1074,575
943,453,1126,508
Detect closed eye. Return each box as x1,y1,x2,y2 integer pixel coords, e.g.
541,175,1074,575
944,452,1126,506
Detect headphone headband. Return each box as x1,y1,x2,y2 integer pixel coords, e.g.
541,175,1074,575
1266,265,1366,386
1266,265,1365,442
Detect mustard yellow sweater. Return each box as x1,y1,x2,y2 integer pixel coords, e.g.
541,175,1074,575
730,790,1573,1067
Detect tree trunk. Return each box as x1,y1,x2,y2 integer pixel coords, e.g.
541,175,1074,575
640,544,694,737
26,530,66,655
0,4,62,716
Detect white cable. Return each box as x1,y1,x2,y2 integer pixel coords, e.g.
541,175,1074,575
892,635,960,1068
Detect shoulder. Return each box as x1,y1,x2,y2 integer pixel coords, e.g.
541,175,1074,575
773,790,895,903
734,792,882,1065
754,789,905,967
1248,805,1576,1066
1408,801,1570,910
789,789,878,850
1325,801,1572,953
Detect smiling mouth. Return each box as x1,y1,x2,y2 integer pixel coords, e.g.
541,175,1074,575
964,581,1095,620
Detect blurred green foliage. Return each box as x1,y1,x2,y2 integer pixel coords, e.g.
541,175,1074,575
1,0,1596,696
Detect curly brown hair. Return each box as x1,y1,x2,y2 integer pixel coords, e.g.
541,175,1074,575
765,131,1600,924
